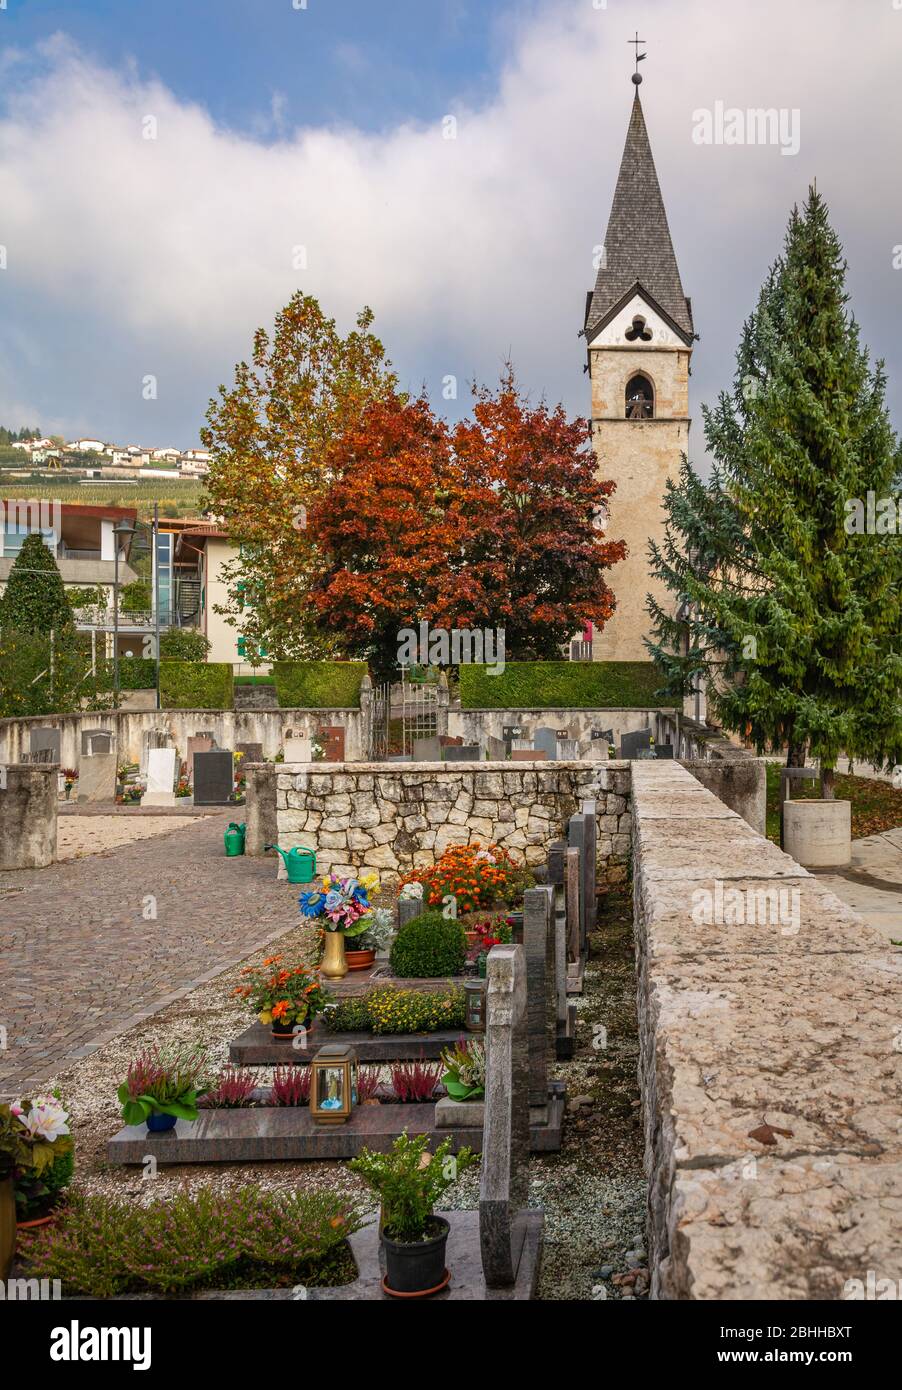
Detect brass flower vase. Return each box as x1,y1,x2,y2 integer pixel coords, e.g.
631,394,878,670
321,930,348,980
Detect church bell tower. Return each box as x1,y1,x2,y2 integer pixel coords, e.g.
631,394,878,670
585,46,694,661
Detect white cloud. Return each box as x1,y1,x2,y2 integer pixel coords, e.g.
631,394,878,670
0,2,900,449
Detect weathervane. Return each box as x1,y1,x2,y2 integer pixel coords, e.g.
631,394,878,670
629,31,646,86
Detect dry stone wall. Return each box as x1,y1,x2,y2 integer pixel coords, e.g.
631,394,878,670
270,760,632,881
632,759,902,1300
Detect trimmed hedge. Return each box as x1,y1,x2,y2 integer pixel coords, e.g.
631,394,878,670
159,661,234,709
272,661,367,709
389,910,466,979
110,657,157,692
458,660,663,709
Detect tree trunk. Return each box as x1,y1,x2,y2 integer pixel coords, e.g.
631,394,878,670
820,766,835,800
787,741,807,768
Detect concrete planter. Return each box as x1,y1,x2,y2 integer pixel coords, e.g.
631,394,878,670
434,1096,485,1129
783,799,851,869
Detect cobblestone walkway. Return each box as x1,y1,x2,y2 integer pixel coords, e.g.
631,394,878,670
0,814,300,1096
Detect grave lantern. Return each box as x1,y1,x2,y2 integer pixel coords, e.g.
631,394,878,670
309,1044,357,1124
464,979,487,1033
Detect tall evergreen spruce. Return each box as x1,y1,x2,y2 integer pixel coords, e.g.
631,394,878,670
647,188,902,794
0,532,73,634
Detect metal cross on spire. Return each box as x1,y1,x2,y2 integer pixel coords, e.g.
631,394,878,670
629,31,647,86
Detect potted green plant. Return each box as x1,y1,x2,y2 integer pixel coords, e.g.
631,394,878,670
350,1131,477,1297
232,953,332,1039
11,1093,74,1227
0,1098,74,1274
440,1039,486,1102
344,906,394,971
117,1043,210,1132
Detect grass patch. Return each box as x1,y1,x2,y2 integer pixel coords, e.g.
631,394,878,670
765,763,902,843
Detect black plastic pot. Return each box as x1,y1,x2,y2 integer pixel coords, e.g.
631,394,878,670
382,1216,450,1295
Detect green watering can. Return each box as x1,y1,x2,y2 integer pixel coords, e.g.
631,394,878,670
266,844,317,883
224,822,246,857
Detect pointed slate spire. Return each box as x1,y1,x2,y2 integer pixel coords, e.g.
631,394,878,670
586,91,693,343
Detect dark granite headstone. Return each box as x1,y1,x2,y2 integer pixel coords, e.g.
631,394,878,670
320,726,346,762
523,885,555,1122
619,727,655,760
443,745,480,762
654,743,674,759
567,813,588,952
30,727,61,762
479,943,529,1287
193,749,234,805
580,798,598,933
81,728,113,756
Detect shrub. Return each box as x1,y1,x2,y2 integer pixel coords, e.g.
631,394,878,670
350,1134,477,1244
356,1066,381,1102
120,580,152,611
19,1187,361,1296
160,628,211,661
389,911,466,979
114,657,157,691
458,660,662,709
399,843,533,914
271,660,368,709
159,660,233,709
117,1043,210,1126
389,1061,441,1103
322,986,466,1036
271,1066,311,1107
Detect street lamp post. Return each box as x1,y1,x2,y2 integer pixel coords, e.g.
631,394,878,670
112,518,136,701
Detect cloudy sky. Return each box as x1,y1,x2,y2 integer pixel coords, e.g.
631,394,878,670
0,0,900,462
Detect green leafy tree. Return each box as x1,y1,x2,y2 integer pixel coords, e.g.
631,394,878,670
201,292,398,661
0,533,73,634
159,628,211,661
647,188,902,794
0,630,115,718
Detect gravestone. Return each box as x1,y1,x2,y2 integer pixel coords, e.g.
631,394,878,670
413,736,442,762
522,885,555,1123
486,735,507,761
193,749,234,805
564,847,581,964
619,727,654,760
443,745,480,762
236,741,263,765
533,728,558,761
143,748,177,806
502,725,523,758
556,738,581,761
141,729,171,775
30,728,61,763
511,750,547,762
319,726,345,762
398,895,426,928
77,753,117,803
479,943,530,1287
24,748,56,765
510,739,532,754
654,743,674,759
387,755,413,763
186,735,213,775
580,798,598,933
81,729,113,756
567,813,588,953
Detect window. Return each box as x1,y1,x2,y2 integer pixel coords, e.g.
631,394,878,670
625,315,652,342
626,374,654,420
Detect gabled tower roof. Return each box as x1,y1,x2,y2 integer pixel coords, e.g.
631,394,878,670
585,91,693,344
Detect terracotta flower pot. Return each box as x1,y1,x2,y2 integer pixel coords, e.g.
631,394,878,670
345,948,376,972
16,1212,56,1231
272,1016,317,1040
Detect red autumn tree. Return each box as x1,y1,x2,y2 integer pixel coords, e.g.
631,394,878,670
307,394,459,680
443,371,625,658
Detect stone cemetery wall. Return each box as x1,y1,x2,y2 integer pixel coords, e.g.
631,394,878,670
0,706,369,773
262,760,632,878
449,706,659,756
630,758,902,1300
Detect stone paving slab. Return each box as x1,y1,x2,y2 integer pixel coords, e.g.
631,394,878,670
660,1153,902,1301
0,813,304,1095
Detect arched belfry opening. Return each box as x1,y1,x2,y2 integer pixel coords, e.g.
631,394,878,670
626,373,654,419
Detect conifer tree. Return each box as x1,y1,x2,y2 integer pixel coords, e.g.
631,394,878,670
647,188,902,793
0,532,73,635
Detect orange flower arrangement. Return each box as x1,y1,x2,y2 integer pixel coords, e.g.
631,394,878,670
398,842,532,915
233,954,331,1028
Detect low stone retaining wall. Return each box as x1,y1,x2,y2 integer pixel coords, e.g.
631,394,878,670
259,760,632,880
631,759,902,1300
